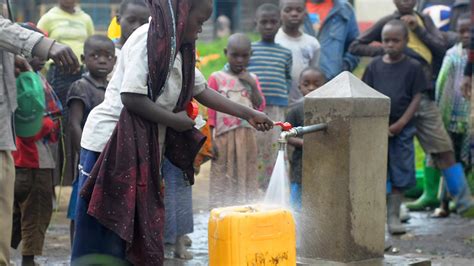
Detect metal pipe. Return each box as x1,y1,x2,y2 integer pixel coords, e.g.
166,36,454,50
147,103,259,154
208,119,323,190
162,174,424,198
293,123,328,136
278,123,328,151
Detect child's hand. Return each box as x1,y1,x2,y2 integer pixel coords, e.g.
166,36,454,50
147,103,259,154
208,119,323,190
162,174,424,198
172,111,196,132
248,110,274,131
400,15,419,31
238,70,256,86
389,122,404,136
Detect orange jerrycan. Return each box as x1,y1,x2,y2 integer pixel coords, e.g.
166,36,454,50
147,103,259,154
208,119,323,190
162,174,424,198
208,205,296,266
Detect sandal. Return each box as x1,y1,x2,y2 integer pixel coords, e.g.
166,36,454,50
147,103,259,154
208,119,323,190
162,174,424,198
430,207,450,218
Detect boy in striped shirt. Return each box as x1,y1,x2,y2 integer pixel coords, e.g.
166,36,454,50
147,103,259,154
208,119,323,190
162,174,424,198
248,3,293,189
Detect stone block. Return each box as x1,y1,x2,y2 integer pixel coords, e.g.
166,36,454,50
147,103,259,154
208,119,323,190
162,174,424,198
300,72,391,262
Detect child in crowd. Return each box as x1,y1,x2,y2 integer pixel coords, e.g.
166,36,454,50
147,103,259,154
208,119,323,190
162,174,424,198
66,35,116,243
208,33,266,207
362,20,425,235
37,0,94,118
276,0,320,106
115,0,150,51
350,0,474,217
286,67,326,209
435,14,474,218
248,3,293,189
108,0,150,80
72,1,273,264
11,67,59,266
38,0,95,197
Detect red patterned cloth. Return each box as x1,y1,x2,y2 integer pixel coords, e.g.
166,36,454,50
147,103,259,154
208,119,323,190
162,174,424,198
80,0,204,264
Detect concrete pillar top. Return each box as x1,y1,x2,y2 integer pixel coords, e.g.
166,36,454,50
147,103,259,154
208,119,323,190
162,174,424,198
305,71,390,118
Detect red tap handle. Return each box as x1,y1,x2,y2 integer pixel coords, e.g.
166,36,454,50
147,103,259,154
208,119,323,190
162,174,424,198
274,121,293,131
187,101,199,120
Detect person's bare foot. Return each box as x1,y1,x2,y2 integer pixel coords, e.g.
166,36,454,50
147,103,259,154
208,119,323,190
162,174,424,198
174,235,193,260
182,234,192,247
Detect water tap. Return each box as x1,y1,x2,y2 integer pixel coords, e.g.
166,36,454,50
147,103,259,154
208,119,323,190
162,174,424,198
274,121,298,151
274,121,293,131
275,121,328,151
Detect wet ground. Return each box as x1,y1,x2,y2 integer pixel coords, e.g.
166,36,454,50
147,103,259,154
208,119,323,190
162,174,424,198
11,162,474,265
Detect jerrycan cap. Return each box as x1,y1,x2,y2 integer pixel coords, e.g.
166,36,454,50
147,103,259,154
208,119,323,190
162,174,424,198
187,101,199,120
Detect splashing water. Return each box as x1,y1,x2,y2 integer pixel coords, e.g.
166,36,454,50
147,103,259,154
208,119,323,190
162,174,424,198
264,150,290,207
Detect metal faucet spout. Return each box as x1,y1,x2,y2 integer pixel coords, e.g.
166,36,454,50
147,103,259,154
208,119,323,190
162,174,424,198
277,123,328,151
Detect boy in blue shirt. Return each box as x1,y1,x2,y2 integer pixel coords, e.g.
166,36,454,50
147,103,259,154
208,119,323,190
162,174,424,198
362,20,425,235
248,3,293,189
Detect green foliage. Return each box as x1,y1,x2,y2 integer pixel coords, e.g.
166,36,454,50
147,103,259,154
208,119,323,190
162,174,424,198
197,34,260,79
197,38,228,79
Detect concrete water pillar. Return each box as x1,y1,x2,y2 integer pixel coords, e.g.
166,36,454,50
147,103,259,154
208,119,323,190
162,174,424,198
300,72,390,263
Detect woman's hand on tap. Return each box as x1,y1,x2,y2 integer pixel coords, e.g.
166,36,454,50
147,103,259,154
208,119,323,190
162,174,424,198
248,110,274,132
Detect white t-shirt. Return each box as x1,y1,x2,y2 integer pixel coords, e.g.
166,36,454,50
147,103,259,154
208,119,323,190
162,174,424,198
81,23,206,154
275,28,320,106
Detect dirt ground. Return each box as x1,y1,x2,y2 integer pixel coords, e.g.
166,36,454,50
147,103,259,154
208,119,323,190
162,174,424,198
10,162,474,265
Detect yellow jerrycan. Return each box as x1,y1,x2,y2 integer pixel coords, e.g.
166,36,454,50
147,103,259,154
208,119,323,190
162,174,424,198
208,205,296,266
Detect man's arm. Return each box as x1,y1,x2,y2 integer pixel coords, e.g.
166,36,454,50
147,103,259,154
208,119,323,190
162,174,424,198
0,15,50,57
0,15,79,72
409,14,447,57
348,16,392,57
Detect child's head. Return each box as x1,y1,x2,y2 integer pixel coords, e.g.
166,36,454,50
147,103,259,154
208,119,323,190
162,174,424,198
382,20,408,59
255,3,281,42
224,33,252,74
182,0,213,44
82,35,116,79
298,67,326,96
456,13,471,49
393,0,416,15
117,0,150,44
279,0,306,30
20,23,47,72
58,0,76,10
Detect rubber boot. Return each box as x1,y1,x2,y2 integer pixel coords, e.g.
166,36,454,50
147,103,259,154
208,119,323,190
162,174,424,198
387,193,406,235
406,166,440,211
442,163,474,217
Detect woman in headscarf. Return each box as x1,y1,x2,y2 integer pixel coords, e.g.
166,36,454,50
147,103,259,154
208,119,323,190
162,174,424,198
72,0,274,265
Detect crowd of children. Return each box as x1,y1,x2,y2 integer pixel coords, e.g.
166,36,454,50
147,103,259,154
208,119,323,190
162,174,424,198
0,0,473,265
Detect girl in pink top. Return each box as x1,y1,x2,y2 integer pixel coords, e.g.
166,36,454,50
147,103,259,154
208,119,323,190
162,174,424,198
208,33,266,207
